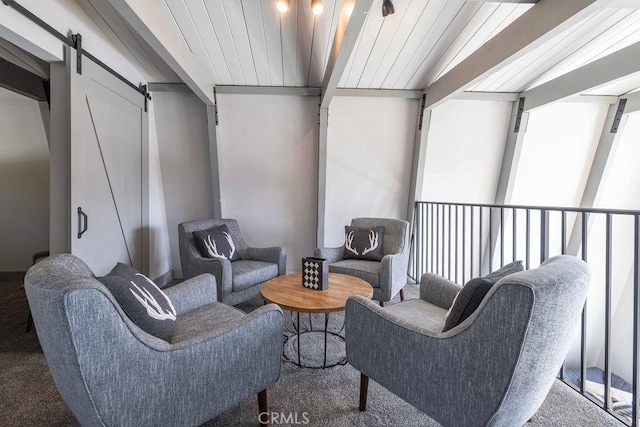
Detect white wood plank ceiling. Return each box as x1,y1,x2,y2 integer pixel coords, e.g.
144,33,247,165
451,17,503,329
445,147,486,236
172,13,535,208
159,0,341,87
79,0,640,96
469,7,640,94
338,1,532,89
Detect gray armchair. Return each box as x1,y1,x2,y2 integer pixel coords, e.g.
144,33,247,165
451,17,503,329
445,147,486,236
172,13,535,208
315,217,410,306
179,218,286,305
345,255,590,426
24,254,283,427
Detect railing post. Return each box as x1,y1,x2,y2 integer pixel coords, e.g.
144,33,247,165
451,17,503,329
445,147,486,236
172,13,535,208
512,208,517,263
489,207,494,271
525,209,530,270
415,202,421,281
633,215,640,427
471,207,475,278
500,207,505,266
462,206,467,284
604,213,612,411
581,212,588,395
479,207,484,276
541,209,549,264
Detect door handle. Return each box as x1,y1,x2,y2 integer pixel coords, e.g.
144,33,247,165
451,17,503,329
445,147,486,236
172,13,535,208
77,207,88,239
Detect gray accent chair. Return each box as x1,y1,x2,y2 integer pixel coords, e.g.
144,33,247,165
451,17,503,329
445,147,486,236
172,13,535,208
179,218,286,305
345,255,590,426
24,254,283,427
315,217,410,306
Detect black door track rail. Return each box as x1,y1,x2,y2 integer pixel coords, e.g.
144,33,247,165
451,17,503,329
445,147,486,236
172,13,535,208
2,0,152,108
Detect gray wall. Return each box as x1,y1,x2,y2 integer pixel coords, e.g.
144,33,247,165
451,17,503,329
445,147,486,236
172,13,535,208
217,94,318,273
0,87,49,271
324,96,418,247
152,91,215,278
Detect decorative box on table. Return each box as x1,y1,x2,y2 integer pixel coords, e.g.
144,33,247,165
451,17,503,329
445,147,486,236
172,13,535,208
302,257,329,290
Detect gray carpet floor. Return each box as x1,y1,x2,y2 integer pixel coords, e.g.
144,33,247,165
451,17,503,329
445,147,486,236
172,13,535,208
0,278,624,426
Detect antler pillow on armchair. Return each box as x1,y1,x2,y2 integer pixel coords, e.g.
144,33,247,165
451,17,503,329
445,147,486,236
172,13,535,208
343,225,385,261
193,224,241,262
98,263,177,341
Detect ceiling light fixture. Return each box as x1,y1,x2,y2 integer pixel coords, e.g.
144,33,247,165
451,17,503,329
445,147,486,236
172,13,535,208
311,0,325,15
276,0,290,13
382,0,395,17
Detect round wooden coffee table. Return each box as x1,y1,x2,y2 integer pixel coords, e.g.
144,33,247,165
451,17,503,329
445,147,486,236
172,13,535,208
261,273,373,368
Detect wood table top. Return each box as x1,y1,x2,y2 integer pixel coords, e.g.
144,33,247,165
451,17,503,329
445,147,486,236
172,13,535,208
260,273,374,313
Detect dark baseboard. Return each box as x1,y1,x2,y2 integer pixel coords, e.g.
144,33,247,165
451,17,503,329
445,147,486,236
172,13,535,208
0,271,27,281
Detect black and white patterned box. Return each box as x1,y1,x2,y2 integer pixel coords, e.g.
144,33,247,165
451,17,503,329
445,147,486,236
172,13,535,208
302,257,329,290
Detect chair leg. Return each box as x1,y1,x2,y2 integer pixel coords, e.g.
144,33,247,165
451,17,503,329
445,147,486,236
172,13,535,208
359,373,369,412
399,288,405,301
379,301,385,307
258,389,268,426
25,311,33,333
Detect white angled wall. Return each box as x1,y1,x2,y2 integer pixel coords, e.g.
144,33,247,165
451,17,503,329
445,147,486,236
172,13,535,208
420,99,512,204
217,94,318,273
324,97,418,247
152,91,215,278
0,88,49,271
510,102,607,206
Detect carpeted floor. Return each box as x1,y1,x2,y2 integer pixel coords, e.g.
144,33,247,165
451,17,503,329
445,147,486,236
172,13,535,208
0,278,624,426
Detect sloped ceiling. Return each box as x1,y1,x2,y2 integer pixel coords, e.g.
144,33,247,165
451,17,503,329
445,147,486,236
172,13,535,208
83,0,640,97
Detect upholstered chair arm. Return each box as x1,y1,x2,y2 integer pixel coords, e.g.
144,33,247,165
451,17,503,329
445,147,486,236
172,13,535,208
314,246,344,263
64,289,284,426
243,246,287,275
170,303,283,348
183,244,232,302
378,252,410,302
419,273,462,310
345,286,536,427
163,274,218,315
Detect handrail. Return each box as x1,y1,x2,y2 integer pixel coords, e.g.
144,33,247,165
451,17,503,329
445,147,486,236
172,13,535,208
411,200,640,426
418,200,640,216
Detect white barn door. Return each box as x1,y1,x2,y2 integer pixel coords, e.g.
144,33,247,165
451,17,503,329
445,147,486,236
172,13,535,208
69,52,147,276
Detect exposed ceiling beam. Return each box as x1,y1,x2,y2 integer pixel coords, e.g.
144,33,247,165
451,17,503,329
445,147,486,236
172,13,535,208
336,88,423,99
521,41,640,111
0,3,63,62
0,56,47,100
566,100,627,255
75,0,177,83
216,86,321,96
608,0,640,8
320,0,374,109
624,90,640,114
421,0,607,110
0,37,49,79
466,0,539,2
453,91,519,102
106,0,216,105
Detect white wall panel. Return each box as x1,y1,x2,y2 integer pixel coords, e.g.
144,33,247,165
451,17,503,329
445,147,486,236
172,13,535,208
324,97,417,247
0,88,49,271
420,99,512,204
217,94,317,273
510,102,608,206
153,91,215,277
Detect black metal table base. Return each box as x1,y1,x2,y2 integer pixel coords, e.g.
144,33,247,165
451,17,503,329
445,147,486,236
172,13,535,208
282,312,347,369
